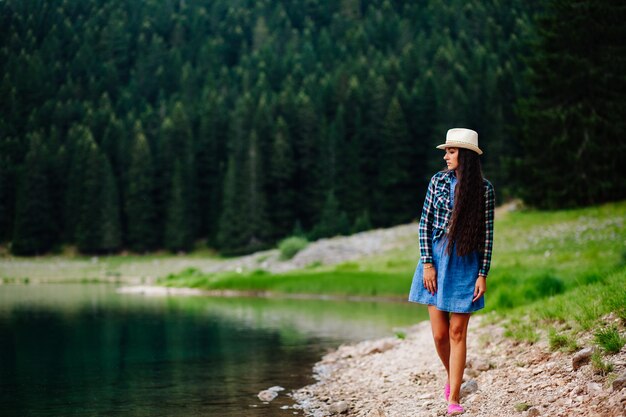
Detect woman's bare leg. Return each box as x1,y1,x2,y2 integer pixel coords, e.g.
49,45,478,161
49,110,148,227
448,312,471,404
427,305,451,383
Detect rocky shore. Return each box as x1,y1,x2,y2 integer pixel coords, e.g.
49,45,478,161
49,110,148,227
289,313,626,417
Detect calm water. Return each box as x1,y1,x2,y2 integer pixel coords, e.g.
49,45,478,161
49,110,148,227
0,284,428,416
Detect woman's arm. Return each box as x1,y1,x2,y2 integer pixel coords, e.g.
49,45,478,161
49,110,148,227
478,181,495,278
419,175,437,264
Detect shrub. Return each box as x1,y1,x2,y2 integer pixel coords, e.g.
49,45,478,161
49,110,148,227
278,236,309,260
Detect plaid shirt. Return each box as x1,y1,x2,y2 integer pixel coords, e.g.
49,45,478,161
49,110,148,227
418,170,495,278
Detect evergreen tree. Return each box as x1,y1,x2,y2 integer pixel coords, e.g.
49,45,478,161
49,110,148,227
515,0,626,208
377,95,415,226
165,158,193,252
196,91,223,241
216,155,246,252
293,91,321,229
12,132,55,255
352,210,373,234
100,156,122,252
125,122,157,252
63,125,93,243
75,139,121,253
268,117,296,240
244,130,271,251
310,190,350,240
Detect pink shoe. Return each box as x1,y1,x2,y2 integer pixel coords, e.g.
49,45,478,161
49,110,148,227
444,382,450,401
447,403,464,415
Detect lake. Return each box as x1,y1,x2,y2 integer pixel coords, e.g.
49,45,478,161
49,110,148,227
0,283,428,416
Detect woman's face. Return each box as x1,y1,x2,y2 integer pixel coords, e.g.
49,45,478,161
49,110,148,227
443,147,459,170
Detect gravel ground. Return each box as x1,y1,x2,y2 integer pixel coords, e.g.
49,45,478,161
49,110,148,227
288,313,626,417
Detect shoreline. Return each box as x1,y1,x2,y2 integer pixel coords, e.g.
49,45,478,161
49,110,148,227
289,313,626,417
116,284,408,303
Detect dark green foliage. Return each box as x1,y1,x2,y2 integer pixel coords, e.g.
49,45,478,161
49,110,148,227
378,95,415,226
515,0,626,208
352,210,373,234
268,117,296,240
0,0,554,255
75,131,121,253
309,190,350,240
278,236,309,260
165,159,193,253
125,123,158,253
12,132,55,255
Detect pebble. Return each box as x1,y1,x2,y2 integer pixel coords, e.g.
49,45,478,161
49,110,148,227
289,313,626,417
257,389,278,402
328,401,349,414
460,379,478,397
572,348,594,370
526,406,541,416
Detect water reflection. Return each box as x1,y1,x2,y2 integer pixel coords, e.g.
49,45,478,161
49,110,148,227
0,284,427,416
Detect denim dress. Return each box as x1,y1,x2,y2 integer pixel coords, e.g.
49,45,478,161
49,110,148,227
407,175,485,313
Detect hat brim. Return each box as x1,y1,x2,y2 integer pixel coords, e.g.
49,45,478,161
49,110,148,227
436,143,483,155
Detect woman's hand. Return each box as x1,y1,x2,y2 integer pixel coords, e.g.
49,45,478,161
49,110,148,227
423,263,437,295
473,275,487,302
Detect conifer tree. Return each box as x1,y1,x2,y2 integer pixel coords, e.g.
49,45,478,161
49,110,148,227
268,117,296,240
293,91,321,228
165,158,192,252
100,156,122,252
75,139,121,253
378,95,414,226
196,92,223,241
516,0,626,208
12,132,55,255
63,125,93,243
216,155,245,252
244,130,271,251
125,122,157,252
310,189,350,240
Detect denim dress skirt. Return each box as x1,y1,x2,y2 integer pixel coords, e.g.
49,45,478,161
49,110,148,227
407,232,485,313
407,178,485,313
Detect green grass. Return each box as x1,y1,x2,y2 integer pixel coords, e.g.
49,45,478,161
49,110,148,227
594,326,626,354
162,266,410,297
591,351,614,376
162,200,626,303
548,328,580,353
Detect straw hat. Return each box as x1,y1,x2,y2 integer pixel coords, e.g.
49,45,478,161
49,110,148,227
436,128,482,155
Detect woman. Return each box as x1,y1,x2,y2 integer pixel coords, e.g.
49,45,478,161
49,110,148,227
407,128,495,415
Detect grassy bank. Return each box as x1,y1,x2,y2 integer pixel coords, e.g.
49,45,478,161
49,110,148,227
161,200,626,351
162,201,625,303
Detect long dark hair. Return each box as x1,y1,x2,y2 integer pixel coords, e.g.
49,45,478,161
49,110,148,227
446,148,485,257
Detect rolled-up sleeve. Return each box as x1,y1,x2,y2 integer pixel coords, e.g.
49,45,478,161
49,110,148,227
479,181,495,277
419,175,437,263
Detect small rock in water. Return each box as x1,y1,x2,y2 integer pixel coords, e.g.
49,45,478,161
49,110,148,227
572,347,593,370
268,385,285,392
257,389,278,402
328,400,349,414
460,379,478,397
